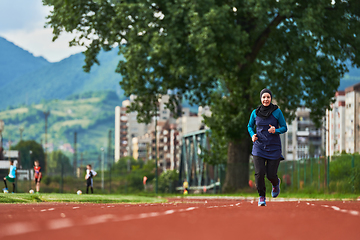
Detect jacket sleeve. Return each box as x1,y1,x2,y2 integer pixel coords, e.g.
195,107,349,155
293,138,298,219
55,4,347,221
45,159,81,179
247,110,256,137
273,109,287,134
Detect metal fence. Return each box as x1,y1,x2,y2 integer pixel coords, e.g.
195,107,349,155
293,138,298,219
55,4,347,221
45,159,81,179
248,154,360,193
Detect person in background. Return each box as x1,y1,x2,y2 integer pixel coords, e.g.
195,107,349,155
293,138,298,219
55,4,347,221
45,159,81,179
34,160,42,193
85,164,97,194
183,179,189,195
247,88,287,206
3,160,16,193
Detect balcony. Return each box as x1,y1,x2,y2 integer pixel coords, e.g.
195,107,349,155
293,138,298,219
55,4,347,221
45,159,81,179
297,131,309,137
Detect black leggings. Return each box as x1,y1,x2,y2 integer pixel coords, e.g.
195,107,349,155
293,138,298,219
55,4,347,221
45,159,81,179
253,156,280,197
3,180,15,193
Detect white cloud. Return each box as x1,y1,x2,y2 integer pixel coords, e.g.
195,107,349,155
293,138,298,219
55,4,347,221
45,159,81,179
0,0,85,62
1,28,86,62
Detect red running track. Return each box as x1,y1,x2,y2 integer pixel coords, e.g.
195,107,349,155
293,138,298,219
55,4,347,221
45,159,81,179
0,197,359,240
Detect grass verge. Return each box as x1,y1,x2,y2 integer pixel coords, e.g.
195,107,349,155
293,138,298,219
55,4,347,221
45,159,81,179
0,193,166,204
175,192,360,200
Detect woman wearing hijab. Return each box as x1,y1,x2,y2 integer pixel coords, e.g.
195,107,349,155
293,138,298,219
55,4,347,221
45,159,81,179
247,88,287,206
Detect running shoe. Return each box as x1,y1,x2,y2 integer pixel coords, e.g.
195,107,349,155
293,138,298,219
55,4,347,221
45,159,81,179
258,196,266,206
271,178,281,198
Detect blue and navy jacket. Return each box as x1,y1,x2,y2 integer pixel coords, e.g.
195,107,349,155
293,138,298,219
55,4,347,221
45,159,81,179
247,108,287,160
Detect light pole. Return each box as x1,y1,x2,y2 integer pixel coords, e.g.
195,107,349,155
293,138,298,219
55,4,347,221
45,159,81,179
43,111,50,173
0,120,4,149
101,147,104,191
29,150,32,190
155,113,158,194
19,127,24,141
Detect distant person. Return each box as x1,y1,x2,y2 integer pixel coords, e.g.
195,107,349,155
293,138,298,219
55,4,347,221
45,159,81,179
85,164,97,194
183,179,189,195
3,160,16,193
247,88,287,206
34,160,42,193
0,147,4,160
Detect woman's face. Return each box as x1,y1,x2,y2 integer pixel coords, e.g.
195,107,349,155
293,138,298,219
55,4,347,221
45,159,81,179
261,92,271,107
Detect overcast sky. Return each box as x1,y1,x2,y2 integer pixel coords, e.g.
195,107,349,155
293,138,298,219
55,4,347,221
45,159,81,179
0,0,85,62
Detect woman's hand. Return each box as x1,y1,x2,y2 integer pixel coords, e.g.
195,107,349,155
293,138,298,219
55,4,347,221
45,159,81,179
268,124,276,134
252,134,258,142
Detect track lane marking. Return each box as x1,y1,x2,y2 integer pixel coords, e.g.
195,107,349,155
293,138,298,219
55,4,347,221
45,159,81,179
0,206,199,237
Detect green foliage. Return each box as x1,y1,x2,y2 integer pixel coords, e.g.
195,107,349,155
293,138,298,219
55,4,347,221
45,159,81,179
12,140,45,171
111,158,155,192
200,131,227,166
43,0,360,191
0,90,120,154
158,170,179,193
330,153,360,193
0,193,165,204
47,150,72,176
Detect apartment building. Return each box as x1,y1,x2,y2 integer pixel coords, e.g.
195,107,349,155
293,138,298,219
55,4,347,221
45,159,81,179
344,83,360,153
325,91,346,156
284,107,323,160
114,96,148,162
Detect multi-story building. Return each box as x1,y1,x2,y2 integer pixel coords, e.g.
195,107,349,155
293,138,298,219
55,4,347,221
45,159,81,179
114,96,149,162
116,93,212,170
326,91,346,156
284,107,323,160
132,133,151,161
344,83,360,153
324,83,360,156
146,121,180,171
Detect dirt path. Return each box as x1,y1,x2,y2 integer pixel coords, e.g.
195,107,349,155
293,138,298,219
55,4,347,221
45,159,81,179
0,197,359,240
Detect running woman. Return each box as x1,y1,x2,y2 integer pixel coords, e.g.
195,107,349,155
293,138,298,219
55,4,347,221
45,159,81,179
247,88,287,206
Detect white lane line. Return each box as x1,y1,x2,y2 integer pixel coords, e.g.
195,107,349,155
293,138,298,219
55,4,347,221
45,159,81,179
331,206,340,211
73,207,79,209
164,210,175,215
48,208,55,211
48,219,74,230
0,222,40,238
84,214,116,225
317,204,359,216
0,206,199,237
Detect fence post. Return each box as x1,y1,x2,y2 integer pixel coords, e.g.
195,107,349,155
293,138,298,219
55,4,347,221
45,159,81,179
219,164,222,194
352,154,355,193
327,156,330,191
304,158,307,187
29,169,31,191
318,158,321,191
310,158,313,185
292,161,295,190
297,159,300,190
284,160,287,190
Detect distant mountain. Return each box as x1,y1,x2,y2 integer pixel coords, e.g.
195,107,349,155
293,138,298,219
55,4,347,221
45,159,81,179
0,36,50,88
0,90,121,157
0,37,360,109
0,41,124,109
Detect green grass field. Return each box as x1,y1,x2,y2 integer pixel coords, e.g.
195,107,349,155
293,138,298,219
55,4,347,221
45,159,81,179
0,193,166,204
1,192,358,204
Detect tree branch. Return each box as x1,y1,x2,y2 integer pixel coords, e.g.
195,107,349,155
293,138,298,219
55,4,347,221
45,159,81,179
239,14,286,70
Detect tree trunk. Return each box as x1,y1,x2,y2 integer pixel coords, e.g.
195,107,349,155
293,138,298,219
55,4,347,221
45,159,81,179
222,137,251,193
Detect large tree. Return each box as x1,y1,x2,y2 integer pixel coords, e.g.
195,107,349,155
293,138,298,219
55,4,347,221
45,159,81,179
13,140,45,171
43,0,360,191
